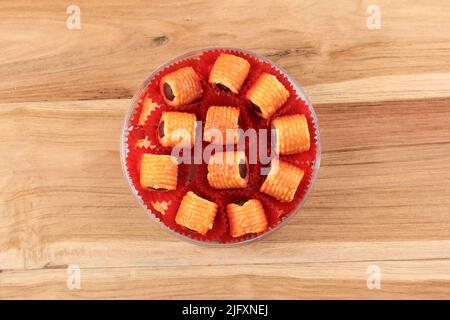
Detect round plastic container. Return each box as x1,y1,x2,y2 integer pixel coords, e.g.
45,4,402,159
120,48,321,246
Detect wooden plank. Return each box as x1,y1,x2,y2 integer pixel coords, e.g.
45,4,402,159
2,261,450,299
1,98,450,298
0,0,449,103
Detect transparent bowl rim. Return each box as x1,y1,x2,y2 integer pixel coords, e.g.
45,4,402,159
120,47,322,247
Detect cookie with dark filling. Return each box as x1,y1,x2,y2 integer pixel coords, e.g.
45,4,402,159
158,111,196,148
245,73,289,119
160,67,203,107
209,53,250,94
226,199,268,237
207,151,249,189
140,154,178,190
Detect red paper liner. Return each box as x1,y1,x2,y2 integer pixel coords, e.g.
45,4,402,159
142,186,189,221
127,112,163,155
126,146,192,192
125,143,188,221
124,49,319,244
257,162,314,218
126,125,147,150
188,148,225,202
167,101,202,115
125,125,193,200
128,91,152,128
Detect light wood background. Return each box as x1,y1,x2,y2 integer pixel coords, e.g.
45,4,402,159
1,0,450,299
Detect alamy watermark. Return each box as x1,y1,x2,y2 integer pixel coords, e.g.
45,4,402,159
366,5,381,30
66,5,81,30
66,264,81,290
167,123,280,176
366,265,381,290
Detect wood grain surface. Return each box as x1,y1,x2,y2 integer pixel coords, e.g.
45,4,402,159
1,0,450,299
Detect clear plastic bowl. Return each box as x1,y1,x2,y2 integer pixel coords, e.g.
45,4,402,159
120,47,321,246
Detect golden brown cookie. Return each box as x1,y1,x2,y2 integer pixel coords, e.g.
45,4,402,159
260,159,304,202
246,73,290,119
204,106,240,145
158,111,197,148
207,151,248,189
227,199,268,237
140,154,178,190
272,114,310,155
160,67,203,107
209,53,250,94
175,191,218,235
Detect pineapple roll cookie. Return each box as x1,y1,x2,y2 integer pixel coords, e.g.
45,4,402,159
227,199,268,237
260,159,304,202
207,151,248,189
140,154,178,190
209,53,250,93
160,67,203,107
158,111,197,148
204,106,240,145
246,73,290,119
175,191,218,235
271,114,310,155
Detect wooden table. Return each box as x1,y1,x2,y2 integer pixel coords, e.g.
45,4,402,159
1,0,450,299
